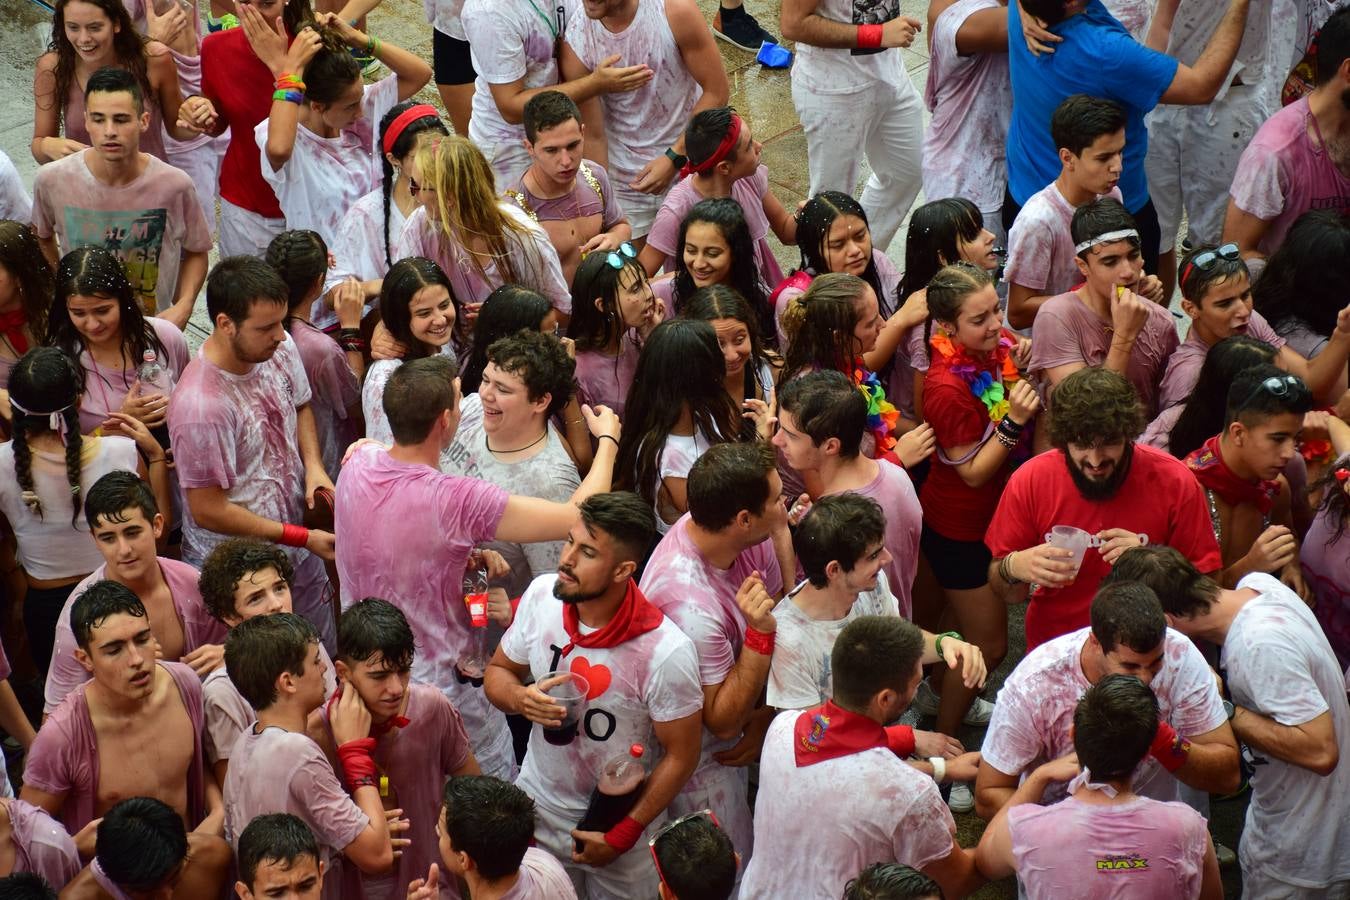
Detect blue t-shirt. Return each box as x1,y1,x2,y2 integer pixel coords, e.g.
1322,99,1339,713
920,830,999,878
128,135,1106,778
1006,0,1179,211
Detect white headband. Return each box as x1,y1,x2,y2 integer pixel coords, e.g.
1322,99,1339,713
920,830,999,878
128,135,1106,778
1074,229,1140,254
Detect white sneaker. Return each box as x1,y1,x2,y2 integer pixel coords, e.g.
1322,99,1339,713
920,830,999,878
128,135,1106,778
910,679,996,726
948,781,975,813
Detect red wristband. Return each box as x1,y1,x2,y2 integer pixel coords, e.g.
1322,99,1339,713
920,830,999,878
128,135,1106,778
884,724,916,758
279,523,310,548
337,738,378,790
603,816,644,854
857,23,883,48
1149,720,1191,772
743,626,775,656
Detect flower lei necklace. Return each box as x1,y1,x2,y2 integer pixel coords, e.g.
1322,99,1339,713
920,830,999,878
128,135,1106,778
851,358,899,452
929,331,1021,422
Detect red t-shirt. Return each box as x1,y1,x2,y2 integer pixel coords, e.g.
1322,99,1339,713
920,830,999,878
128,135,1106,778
920,359,1010,541
984,443,1221,649
201,28,284,218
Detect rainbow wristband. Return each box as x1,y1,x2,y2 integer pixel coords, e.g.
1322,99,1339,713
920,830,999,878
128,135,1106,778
273,89,303,104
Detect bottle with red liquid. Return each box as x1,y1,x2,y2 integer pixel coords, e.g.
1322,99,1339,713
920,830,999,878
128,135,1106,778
575,744,647,851
457,555,490,679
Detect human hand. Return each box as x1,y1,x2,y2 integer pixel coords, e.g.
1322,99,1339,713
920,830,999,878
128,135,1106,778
591,53,654,93
518,675,567,727
580,231,624,256
1096,527,1147,566
305,469,334,511
330,680,373,744
120,381,169,427
1334,302,1350,338
1012,337,1033,370
787,493,813,527
102,411,164,458
897,423,936,467
342,437,388,464
735,571,778,633
281,23,323,76
146,0,188,46
386,809,411,859
1245,525,1296,574
743,398,774,440
914,729,964,759
1137,274,1166,305
180,643,225,677
486,588,514,627
945,750,982,782
1006,379,1040,427
1281,561,1313,606
938,636,987,690
475,548,511,580
1033,751,1080,785
630,154,677,195
893,288,928,331
1109,285,1150,341
582,403,620,442
237,1,290,75
560,335,576,359
571,830,620,867
638,295,665,339
333,277,365,330
315,11,366,48
406,862,439,899
73,817,102,859
45,137,89,159
306,528,336,561
370,321,408,360
1007,544,1077,586
880,15,922,48
1018,0,1063,54
712,709,772,766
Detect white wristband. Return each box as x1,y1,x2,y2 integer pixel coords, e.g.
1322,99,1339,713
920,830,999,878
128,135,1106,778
929,756,946,783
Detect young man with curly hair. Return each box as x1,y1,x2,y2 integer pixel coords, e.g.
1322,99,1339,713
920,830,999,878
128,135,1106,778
984,367,1221,649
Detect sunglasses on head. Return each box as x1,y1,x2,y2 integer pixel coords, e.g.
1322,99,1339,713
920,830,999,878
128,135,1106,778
605,242,637,270
1236,373,1309,411
649,809,724,888
1180,242,1240,286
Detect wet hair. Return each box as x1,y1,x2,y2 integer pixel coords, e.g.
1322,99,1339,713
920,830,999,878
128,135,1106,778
1089,581,1166,654
206,255,289,325
0,221,54,349
84,64,142,113
1178,243,1250,306
1225,363,1312,427
199,539,294,624
523,90,581,143
1252,210,1350,338
684,106,742,169
300,26,362,106
831,615,925,711
1048,367,1144,448
9,347,85,526
577,491,656,565
383,354,458,444
778,272,868,385
84,470,157,531
0,872,57,899
794,191,887,314
672,198,768,329
1310,457,1350,549
49,246,168,404
685,441,777,532
616,319,740,512
483,328,575,418
682,283,775,416
442,776,537,881
337,597,416,672
795,493,886,587
265,230,328,318
379,102,447,269
1050,95,1127,157
652,813,738,900
776,369,866,459
1316,6,1350,83
1103,545,1221,620
1020,0,1071,27
922,261,996,351
237,814,321,889
379,256,461,360
96,797,187,892
71,579,147,649
897,198,985,303
567,247,651,353
1165,336,1276,458
224,612,319,711
460,285,553,395
1073,674,1160,783
1070,199,1141,260
844,864,944,900
46,0,151,131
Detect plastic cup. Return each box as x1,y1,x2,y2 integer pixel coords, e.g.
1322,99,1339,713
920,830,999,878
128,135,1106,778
540,670,589,746
1044,525,1092,578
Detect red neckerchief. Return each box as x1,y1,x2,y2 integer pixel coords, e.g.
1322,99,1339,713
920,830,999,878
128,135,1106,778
1185,434,1280,515
794,700,888,767
0,310,29,355
325,687,411,736
559,579,664,658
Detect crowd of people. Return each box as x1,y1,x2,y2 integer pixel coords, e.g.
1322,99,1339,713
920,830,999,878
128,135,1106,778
0,0,1346,894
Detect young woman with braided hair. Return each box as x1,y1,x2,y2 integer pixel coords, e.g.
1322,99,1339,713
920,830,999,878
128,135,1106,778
0,221,54,391
0,347,167,671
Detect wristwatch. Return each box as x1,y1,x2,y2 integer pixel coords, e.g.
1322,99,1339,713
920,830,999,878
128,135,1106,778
664,147,687,169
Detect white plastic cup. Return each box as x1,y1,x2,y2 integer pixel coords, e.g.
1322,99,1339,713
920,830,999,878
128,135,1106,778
1044,526,1092,578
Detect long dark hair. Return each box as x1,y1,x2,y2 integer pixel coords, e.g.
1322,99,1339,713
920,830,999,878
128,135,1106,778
778,272,867,386
1166,335,1277,459
9,347,86,527
567,249,649,354
46,0,152,130
672,199,768,330
681,283,774,418
616,319,740,510
265,230,328,321
0,221,54,348
794,191,888,314
1252,210,1350,338
48,247,167,388
378,102,447,270
897,198,986,302
379,257,460,361
459,285,553,395
1311,463,1350,547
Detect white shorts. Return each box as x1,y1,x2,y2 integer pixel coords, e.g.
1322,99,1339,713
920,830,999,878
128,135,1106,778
612,182,664,240
218,197,286,258
531,800,662,900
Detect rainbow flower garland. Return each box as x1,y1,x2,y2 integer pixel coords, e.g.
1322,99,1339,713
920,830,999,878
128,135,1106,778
929,332,1021,422
851,360,899,453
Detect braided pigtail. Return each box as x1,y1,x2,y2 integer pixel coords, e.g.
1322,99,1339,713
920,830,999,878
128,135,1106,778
10,414,40,519
62,405,84,528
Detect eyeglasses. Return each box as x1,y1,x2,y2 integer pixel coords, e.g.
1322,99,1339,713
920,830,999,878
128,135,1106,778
649,809,723,888
1179,242,1240,286
1236,374,1309,411
605,242,637,270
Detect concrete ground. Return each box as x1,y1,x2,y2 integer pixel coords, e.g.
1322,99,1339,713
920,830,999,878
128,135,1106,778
0,0,1247,896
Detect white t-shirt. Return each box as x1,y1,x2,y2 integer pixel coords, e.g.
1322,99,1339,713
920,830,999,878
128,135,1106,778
322,188,408,328
1004,182,1124,295
791,0,909,94
980,626,1228,805
255,74,399,248
740,709,956,899
500,574,703,816
1222,573,1350,887
653,430,713,533
767,573,900,710
0,150,32,222
423,0,467,37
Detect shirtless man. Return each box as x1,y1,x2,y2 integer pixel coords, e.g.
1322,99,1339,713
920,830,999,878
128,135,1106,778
22,582,221,840
46,472,227,715
505,91,631,283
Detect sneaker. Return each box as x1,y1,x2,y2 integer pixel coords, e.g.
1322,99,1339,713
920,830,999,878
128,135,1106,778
712,8,777,52
948,781,975,813
910,679,996,726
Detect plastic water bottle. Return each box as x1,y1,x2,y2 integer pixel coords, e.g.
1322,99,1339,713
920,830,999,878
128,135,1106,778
457,557,490,679
137,350,173,450
575,744,647,850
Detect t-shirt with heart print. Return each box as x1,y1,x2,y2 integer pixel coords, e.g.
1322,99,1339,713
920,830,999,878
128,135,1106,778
500,574,704,817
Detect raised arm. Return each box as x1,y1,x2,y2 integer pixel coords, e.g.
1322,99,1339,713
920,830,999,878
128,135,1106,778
317,14,431,101
1158,0,1251,105
701,575,775,740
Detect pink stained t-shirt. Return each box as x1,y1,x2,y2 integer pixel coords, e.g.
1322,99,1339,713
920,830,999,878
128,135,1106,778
74,317,190,435
1007,794,1209,899
286,320,359,483
1229,96,1350,257
222,726,368,900
201,644,336,765
573,336,641,419
4,797,81,891
44,558,225,715
823,460,922,619
1029,290,1180,417
739,710,956,899
24,661,208,835
1305,469,1350,672
500,847,578,899
1156,309,1286,412
922,0,1011,213
646,166,785,289
979,627,1228,805
504,160,624,231
1003,182,1124,297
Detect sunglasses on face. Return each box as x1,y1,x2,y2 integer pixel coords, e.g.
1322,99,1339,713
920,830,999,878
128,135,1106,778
649,809,724,888
605,242,637,270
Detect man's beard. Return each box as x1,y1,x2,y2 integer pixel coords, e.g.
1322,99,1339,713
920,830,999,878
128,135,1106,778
230,334,278,365
1066,442,1134,501
552,572,606,605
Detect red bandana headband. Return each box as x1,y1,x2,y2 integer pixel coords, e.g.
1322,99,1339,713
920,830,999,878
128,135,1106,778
382,104,440,155
680,114,742,177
